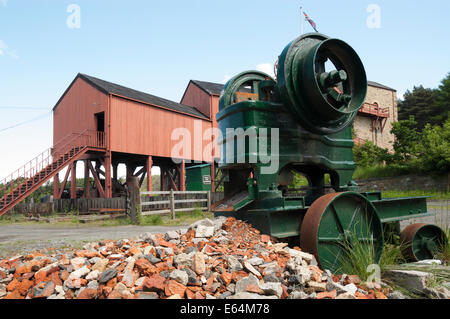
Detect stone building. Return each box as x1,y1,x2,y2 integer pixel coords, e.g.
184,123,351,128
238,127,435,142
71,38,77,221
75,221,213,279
353,81,398,151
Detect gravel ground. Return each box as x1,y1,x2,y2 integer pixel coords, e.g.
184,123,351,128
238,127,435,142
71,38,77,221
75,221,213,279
0,200,448,259
0,225,186,259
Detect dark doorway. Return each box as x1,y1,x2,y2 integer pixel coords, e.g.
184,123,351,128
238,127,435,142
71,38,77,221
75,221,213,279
95,112,105,132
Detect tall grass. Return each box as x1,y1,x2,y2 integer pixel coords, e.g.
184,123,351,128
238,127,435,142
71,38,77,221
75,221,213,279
353,164,410,180
334,220,407,280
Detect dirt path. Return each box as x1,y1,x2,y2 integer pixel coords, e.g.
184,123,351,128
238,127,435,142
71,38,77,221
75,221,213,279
0,224,186,259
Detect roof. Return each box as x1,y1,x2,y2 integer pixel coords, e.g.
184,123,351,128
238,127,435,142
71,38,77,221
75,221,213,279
190,80,224,96
188,79,396,96
368,81,396,92
54,73,209,119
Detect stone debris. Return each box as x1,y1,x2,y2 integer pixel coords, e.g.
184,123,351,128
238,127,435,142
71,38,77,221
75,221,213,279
0,216,405,299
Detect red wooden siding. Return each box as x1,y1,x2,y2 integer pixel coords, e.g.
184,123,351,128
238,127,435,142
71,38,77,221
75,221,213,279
181,82,212,119
109,96,215,162
53,78,108,149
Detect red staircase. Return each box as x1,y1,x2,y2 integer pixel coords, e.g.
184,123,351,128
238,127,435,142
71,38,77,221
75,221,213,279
0,130,105,216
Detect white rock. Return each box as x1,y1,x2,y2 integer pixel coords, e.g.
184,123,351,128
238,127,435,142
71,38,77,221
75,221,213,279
343,283,358,295
244,261,261,277
165,230,180,240
195,225,215,238
235,275,259,293
260,282,283,298
86,270,100,281
135,277,146,287
336,292,357,299
383,270,433,293
70,257,86,270
69,266,90,280
297,251,314,262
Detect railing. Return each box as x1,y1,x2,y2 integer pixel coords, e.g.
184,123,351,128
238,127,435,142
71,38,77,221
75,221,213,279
359,102,390,118
140,190,211,219
1,130,105,207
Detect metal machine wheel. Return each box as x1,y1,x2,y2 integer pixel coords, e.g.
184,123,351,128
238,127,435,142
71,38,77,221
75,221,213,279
300,192,383,273
400,223,447,262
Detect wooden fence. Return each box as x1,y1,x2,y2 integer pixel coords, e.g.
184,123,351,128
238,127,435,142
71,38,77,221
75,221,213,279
140,190,211,219
11,197,126,216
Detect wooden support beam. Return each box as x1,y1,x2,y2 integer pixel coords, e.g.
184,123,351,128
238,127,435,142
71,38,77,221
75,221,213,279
84,160,90,198
58,167,71,199
126,163,137,180
167,168,178,191
70,161,77,199
53,173,60,199
139,171,146,188
87,160,105,198
180,160,186,191
133,166,145,177
210,162,215,193
112,164,118,181
105,152,112,198
160,166,166,191
147,156,152,192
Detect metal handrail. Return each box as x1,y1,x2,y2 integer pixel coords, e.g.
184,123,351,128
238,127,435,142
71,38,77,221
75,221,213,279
0,130,105,204
359,102,390,117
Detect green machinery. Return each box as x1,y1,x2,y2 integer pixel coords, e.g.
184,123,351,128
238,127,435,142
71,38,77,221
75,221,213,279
212,33,447,272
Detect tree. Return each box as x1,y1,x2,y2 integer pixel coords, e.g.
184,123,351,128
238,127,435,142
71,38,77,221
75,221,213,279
353,141,393,167
390,116,421,162
398,86,439,131
431,72,450,126
417,118,450,173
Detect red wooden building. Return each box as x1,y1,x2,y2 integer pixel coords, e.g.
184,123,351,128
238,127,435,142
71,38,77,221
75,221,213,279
0,74,221,215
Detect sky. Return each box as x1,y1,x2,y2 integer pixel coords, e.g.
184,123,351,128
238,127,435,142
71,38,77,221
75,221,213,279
0,0,449,179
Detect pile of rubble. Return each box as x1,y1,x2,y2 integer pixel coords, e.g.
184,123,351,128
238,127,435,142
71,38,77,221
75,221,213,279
0,217,394,299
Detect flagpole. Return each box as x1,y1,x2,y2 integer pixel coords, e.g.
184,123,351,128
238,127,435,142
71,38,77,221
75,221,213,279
300,6,303,35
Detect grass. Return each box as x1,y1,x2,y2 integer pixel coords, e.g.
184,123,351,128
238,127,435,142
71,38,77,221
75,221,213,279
353,164,410,180
138,207,213,226
434,228,450,265
381,189,450,200
334,220,383,280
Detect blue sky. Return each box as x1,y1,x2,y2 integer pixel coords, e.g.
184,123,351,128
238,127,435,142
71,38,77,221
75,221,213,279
0,0,449,179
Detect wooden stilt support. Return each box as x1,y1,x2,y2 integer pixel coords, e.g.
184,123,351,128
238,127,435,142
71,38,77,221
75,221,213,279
160,166,165,191
70,161,77,199
210,162,215,193
180,160,186,191
147,156,152,192
105,152,112,198
53,173,60,199
84,160,90,198
59,167,71,199
87,161,105,198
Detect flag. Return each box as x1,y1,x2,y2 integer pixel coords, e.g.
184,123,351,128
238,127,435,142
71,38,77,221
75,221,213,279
303,11,318,32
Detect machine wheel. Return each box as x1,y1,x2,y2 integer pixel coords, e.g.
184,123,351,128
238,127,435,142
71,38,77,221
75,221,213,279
300,192,383,273
400,223,447,262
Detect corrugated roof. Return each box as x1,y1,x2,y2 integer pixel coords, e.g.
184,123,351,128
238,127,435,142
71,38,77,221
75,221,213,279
190,79,396,95
54,73,209,119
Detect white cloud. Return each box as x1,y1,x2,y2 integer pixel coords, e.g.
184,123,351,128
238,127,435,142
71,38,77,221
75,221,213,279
0,40,19,59
0,40,7,55
1,0,7,7
256,63,276,78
